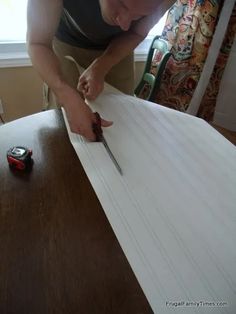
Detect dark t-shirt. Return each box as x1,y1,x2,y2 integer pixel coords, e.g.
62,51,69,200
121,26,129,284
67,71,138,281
56,0,124,49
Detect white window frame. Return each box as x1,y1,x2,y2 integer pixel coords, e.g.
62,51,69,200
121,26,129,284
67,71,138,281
0,36,157,68
0,41,30,68
0,11,167,68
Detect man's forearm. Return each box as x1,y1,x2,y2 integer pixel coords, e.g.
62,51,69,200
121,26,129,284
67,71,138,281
28,43,69,100
92,31,145,76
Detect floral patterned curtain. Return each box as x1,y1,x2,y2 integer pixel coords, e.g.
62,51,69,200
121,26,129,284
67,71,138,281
152,0,229,115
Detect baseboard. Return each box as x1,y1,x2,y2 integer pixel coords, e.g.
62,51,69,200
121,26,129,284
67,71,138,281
213,111,236,131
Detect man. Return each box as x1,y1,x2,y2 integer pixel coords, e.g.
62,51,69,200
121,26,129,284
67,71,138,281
27,0,174,140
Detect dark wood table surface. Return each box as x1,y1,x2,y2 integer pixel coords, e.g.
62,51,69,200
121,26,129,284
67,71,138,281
0,109,153,314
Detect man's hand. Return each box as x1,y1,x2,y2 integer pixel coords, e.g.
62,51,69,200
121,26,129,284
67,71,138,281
78,59,106,101
58,84,113,141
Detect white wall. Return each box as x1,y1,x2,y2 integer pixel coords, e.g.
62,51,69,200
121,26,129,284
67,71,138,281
213,35,236,131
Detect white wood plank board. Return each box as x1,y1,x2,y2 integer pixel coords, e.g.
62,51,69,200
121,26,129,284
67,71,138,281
62,91,236,314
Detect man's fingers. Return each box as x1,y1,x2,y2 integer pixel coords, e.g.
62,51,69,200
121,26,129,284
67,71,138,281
69,118,112,141
79,75,86,83
78,81,95,100
85,92,96,101
83,130,96,141
101,118,113,127
71,124,96,141
86,85,104,100
92,112,113,128
78,83,87,92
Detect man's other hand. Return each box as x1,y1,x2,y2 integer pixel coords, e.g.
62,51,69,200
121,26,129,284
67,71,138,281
78,60,106,101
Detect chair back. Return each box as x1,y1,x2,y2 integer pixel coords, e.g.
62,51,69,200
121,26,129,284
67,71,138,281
135,36,172,102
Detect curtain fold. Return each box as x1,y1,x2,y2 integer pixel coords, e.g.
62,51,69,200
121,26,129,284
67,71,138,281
152,0,227,114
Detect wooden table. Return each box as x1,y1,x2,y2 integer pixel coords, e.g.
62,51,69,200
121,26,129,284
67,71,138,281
0,109,153,314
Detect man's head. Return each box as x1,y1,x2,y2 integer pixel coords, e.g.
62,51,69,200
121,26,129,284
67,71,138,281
99,0,158,31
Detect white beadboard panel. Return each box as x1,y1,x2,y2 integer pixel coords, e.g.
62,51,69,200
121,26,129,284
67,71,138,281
62,90,236,314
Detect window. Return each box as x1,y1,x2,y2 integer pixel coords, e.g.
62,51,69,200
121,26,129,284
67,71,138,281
0,0,28,67
0,0,168,66
148,11,168,37
0,0,27,42
135,11,168,61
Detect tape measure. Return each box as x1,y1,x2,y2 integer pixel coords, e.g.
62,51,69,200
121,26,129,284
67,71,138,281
7,146,33,170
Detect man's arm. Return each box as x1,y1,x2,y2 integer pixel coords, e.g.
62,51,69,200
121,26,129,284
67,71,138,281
27,0,112,140
27,0,64,94
78,30,144,99
78,0,175,100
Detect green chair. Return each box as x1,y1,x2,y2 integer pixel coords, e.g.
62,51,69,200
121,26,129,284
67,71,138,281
135,35,172,102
